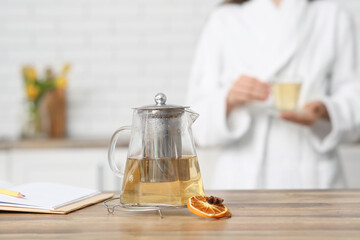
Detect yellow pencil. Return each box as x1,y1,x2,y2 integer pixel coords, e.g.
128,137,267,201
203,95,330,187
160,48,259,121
0,188,25,198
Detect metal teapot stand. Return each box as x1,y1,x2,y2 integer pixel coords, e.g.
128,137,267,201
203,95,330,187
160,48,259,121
103,197,186,219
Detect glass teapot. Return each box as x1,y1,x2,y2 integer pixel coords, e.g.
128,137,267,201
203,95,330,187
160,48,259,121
108,93,204,207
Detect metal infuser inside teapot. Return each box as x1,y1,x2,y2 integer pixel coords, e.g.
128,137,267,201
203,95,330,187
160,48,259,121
108,93,204,207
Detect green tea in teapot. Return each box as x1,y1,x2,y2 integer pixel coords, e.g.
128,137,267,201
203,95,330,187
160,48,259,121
120,156,204,206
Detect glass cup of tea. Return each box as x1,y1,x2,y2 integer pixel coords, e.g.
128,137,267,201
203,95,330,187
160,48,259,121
271,75,302,112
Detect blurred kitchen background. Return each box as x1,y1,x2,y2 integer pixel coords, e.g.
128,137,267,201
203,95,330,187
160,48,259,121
0,0,360,190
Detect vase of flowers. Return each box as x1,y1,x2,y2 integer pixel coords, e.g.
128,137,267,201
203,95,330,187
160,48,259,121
22,64,70,138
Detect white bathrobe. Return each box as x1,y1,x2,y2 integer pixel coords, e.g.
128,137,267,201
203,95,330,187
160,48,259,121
188,0,360,189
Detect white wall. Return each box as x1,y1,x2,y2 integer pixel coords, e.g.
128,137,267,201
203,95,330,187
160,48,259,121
0,0,221,139
1,0,359,139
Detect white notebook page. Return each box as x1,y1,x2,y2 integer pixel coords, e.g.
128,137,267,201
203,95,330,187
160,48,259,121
0,182,100,210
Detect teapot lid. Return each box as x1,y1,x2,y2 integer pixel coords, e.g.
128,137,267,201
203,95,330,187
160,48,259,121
135,93,189,110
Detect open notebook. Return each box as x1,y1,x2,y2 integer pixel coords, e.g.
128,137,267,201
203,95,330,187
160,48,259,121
0,181,113,214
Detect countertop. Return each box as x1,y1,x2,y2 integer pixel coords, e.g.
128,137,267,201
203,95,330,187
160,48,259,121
1,190,360,239
0,138,129,150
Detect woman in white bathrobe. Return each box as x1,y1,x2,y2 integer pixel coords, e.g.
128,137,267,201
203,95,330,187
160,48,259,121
188,0,360,189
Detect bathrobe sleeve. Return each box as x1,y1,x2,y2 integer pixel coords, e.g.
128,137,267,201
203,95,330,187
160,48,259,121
187,10,251,147
311,9,360,153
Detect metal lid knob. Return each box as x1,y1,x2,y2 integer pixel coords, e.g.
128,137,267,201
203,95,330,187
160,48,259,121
155,93,167,106
135,93,188,110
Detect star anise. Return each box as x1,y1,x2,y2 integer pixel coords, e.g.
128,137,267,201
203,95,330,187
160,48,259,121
206,196,224,205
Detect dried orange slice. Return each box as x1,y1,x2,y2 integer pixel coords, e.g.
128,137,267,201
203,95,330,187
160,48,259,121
187,196,231,218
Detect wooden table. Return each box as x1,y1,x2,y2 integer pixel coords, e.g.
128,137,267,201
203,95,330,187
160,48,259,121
1,190,360,239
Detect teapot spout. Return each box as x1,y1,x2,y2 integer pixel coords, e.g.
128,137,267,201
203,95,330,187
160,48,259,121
186,109,199,125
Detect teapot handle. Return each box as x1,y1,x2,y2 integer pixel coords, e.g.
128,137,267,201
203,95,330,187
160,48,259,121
108,126,131,178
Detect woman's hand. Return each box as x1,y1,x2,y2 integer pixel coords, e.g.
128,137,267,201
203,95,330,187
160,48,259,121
280,101,330,126
226,75,270,114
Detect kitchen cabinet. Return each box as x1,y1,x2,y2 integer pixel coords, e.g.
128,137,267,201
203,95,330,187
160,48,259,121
339,145,360,188
0,140,125,191
199,145,360,189
0,151,8,180
9,149,108,189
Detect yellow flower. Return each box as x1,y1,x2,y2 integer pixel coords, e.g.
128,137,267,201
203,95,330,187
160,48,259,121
23,67,37,83
28,68,37,82
62,63,71,75
26,84,40,100
55,76,67,89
